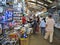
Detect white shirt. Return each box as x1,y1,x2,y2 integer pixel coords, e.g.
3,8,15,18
40,20,46,27
46,18,55,32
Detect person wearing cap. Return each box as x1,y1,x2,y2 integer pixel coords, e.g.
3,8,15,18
44,15,55,43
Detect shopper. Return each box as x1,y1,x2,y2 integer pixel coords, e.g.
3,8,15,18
40,18,46,36
36,16,40,33
37,16,40,24
33,15,37,34
22,15,26,26
29,18,33,27
27,14,33,27
44,15,55,43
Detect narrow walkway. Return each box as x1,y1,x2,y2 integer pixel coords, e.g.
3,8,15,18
29,33,53,45
30,33,60,45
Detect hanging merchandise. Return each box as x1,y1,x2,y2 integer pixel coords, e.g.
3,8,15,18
8,22,12,27
12,20,16,26
17,3,22,13
0,24,2,35
4,10,13,21
2,16,6,23
0,0,6,5
13,2,22,13
2,0,6,5
22,0,25,14
0,7,3,13
0,16,3,23
14,0,18,4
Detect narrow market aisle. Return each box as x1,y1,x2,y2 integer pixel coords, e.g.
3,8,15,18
29,33,51,45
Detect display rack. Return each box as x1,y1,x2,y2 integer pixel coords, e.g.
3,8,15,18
0,0,28,45
0,4,4,36
13,12,22,20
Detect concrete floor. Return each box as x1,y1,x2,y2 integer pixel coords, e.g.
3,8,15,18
16,28,60,45
29,33,52,45
28,33,60,45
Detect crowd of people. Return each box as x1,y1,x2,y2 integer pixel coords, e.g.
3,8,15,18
21,14,55,44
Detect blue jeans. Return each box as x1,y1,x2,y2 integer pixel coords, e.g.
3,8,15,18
41,27,45,36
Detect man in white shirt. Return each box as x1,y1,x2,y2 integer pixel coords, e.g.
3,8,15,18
44,15,55,43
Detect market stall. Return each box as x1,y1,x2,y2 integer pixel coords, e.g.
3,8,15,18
0,0,31,45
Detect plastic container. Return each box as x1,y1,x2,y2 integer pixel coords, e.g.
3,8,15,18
20,38,29,45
